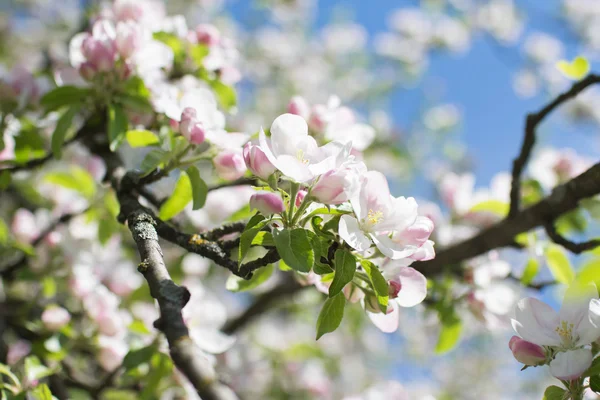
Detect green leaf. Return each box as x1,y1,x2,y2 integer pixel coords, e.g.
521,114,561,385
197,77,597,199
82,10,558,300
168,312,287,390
128,319,151,335
435,319,462,354
45,166,96,199
125,130,159,147
108,104,128,151
360,260,389,313
226,263,274,292
316,292,345,340
139,353,172,400
190,44,209,66
186,166,207,210
100,389,139,400
0,219,8,246
98,218,119,245
577,259,600,287
123,344,156,371
556,56,590,80
329,250,356,297
0,171,11,190
521,179,544,206
273,228,314,273
591,375,600,393
158,172,192,221
115,93,153,113
521,258,540,285
584,356,600,377
40,86,90,112
555,209,587,234
545,244,575,284
121,76,151,99
153,32,184,59
51,105,79,159
24,356,54,383
542,385,567,400
251,231,274,247
469,200,508,216
0,363,21,390
210,80,236,111
140,149,169,175
238,214,266,264
581,198,600,220
30,383,52,400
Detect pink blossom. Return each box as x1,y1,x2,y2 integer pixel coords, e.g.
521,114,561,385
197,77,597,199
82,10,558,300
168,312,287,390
214,149,247,181
179,107,206,144
249,191,285,216
295,190,307,207
6,340,31,365
195,24,221,46
41,306,71,331
311,161,365,204
288,96,311,120
115,21,143,59
97,335,128,371
243,142,276,180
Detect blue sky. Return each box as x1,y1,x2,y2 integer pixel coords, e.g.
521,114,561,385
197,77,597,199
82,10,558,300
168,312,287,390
226,0,599,189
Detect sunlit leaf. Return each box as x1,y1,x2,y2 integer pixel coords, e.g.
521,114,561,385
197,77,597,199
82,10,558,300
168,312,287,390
556,56,590,80
158,172,192,220
273,228,314,273
125,130,159,147
545,244,575,285
186,166,207,210
51,105,80,159
435,319,462,354
226,264,274,292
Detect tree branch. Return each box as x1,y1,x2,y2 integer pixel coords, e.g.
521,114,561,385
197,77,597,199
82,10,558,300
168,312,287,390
416,161,600,276
122,208,238,400
543,222,600,254
509,74,600,217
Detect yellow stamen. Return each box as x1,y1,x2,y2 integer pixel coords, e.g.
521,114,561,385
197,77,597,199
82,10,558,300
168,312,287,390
555,320,575,347
367,209,384,225
296,149,310,165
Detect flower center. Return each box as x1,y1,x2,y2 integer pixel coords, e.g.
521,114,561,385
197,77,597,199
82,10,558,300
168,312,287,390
366,209,384,225
555,320,576,347
296,149,310,165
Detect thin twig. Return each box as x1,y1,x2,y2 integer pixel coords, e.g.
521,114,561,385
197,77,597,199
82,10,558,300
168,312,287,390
544,222,600,254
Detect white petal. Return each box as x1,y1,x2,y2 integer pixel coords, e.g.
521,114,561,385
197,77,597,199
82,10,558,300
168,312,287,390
549,349,592,380
395,267,427,307
339,215,372,251
561,282,600,345
512,298,561,346
270,113,308,157
589,298,600,328
69,33,88,69
190,328,236,354
273,154,313,182
367,302,399,333
371,234,417,260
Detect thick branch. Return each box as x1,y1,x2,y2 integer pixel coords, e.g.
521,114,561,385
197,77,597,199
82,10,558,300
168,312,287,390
124,209,238,400
416,162,600,276
509,74,600,217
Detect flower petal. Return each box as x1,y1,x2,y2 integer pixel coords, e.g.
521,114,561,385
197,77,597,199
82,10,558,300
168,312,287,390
561,282,600,346
367,302,399,333
511,297,561,346
190,328,236,354
549,349,592,380
371,234,417,260
394,267,427,308
339,215,372,252
270,113,308,157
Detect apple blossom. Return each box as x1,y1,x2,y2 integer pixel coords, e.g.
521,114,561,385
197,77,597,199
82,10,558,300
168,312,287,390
213,149,247,181
194,24,221,46
250,191,285,216
115,20,143,59
511,282,600,379
41,306,71,331
0,132,15,162
179,107,206,144
339,171,430,259
288,95,310,120
259,113,350,183
243,142,276,180
311,161,366,205
295,190,307,207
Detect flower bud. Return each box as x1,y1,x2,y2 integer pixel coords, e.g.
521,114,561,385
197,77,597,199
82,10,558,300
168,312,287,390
79,61,97,81
250,191,285,216
81,35,116,72
312,168,356,205
243,142,276,180
508,336,546,366
195,24,221,46
98,336,128,371
395,216,434,246
214,149,247,181
41,306,71,331
179,107,206,144
115,21,142,59
287,96,310,120
7,340,31,365
295,190,307,207
388,279,402,299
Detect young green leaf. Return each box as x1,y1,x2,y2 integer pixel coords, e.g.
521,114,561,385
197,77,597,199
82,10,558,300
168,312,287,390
556,56,590,80
329,249,356,297
123,344,157,371
140,149,169,175
108,104,129,151
520,258,539,286
238,214,267,264
45,166,96,199
545,244,575,284
210,80,237,111
51,105,79,159
30,383,52,400
158,172,192,220
360,260,389,313
591,375,600,393
186,166,208,210
273,228,314,273
125,130,159,147
469,200,509,216
40,86,90,112
542,385,567,400
251,231,274,247
316,292,346,340
435,319,462,354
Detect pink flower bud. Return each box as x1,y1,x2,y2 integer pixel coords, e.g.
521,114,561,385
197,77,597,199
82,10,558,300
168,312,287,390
509,336,546,366
98,336,128,371
309,104,329,132
389,279,402,299
295,190,307,207
11,209,39,243
250,191,285,216
288,96,310,120
311,166,359,205
81,35,117,72
179,107,206,144
41,306,71,331
243,142,276,180
195,24,221,46
78,61,97,81
115,21,142,59
7,340,31,365
214,149,247,181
